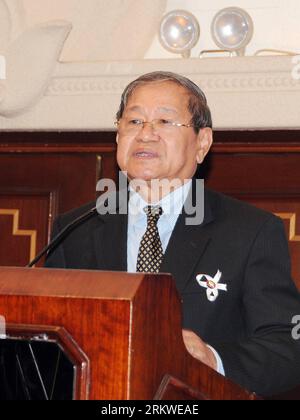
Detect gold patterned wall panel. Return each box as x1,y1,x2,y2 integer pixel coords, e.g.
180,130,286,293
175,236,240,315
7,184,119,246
0,209,37,262
274,213,300,242
233,196,300,290
0,194,52,267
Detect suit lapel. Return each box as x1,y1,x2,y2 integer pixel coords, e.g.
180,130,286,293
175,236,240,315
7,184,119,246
93,213,128,271
93,190,128,271
160,186,215,293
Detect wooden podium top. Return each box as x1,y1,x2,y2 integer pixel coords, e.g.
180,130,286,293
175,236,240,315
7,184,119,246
0,266,154,299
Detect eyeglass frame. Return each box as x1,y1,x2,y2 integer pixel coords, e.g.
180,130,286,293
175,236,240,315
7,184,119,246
114,118,199,134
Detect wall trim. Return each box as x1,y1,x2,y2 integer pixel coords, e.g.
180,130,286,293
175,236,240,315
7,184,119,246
1,55,300,131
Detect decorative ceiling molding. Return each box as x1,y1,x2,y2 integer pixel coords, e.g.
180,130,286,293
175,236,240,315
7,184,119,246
0,0,11,51
3,0,26,41
22,0,167,62
0,20,72,117
46,70,300,96
1,55,300,131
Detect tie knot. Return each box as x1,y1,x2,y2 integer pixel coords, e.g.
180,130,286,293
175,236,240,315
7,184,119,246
144,206,163,222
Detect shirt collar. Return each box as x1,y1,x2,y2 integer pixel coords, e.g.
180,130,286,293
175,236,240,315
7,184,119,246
128,180,192,228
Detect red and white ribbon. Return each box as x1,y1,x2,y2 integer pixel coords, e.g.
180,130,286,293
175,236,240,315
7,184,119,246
196,270,227,302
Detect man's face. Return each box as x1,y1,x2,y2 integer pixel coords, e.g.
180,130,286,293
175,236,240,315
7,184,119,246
116,81,212,183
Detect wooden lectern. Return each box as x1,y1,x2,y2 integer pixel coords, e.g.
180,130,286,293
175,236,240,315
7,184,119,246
0,267,256,400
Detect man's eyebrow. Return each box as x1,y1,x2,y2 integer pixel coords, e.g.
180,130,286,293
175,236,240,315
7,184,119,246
125,106,144,113
126,106,178,115
157,107,178,115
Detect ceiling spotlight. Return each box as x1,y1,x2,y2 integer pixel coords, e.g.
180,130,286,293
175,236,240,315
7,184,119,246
159,10,200,58
211,7,254,56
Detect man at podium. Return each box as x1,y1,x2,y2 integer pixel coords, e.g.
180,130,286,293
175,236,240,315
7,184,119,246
45,71,300,397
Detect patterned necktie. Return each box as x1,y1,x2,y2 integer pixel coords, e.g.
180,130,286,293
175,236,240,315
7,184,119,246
136,206,164,273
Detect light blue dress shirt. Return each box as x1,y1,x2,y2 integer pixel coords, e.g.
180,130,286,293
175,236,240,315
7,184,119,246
127,180,225,376
127,180,192,272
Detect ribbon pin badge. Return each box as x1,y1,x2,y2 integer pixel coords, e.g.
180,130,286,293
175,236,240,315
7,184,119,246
196,270,228,302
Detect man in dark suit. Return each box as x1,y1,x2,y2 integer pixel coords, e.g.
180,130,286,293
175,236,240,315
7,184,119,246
45,71,300,397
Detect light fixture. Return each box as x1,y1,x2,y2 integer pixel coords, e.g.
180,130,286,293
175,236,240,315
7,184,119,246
159,10,200,58
211,7,254,56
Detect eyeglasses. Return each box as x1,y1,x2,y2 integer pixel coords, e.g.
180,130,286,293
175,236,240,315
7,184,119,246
114,118,196,135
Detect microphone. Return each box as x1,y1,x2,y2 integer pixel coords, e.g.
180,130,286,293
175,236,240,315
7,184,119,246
27,206,97,268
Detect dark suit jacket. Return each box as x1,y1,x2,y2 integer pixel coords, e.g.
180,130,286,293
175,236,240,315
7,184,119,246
45,186,300,397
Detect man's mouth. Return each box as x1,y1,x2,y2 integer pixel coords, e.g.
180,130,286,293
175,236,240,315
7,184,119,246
133,151,159,159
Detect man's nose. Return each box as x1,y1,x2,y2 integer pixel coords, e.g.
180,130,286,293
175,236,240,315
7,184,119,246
137,122,159,141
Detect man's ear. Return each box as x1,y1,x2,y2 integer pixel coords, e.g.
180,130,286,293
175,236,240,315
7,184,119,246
116,134,119,144
196,128,213,164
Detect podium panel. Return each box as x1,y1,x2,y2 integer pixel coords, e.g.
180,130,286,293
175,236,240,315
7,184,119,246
0,324,89,400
